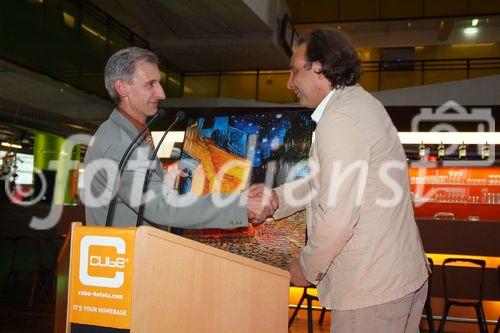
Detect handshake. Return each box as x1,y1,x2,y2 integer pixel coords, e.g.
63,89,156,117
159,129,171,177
246,184,279,225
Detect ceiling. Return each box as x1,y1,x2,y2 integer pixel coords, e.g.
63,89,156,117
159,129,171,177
295,16,500,48
91,0,292,71
0,58,113,137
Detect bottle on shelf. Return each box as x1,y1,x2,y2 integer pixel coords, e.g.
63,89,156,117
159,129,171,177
481,142,490,159
418,142,426,158
458,142,467,159
437,142,445,159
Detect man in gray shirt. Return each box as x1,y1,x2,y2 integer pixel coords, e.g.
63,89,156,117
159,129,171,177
84,47,276,228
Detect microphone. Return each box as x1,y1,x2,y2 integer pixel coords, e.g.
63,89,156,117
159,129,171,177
136,111,185,227
104,108,166,227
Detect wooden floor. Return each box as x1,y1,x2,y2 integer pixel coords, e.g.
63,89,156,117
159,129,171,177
289,317,330,333
287,310,498,333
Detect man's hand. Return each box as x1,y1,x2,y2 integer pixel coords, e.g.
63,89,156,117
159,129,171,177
287,259,310,286
246,184,279,225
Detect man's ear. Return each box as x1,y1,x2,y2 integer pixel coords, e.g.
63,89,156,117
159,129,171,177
312,61,322,75
114,80,128,98
312,61,329,83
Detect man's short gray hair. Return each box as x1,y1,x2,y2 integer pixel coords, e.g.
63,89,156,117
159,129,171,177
104,47,159,104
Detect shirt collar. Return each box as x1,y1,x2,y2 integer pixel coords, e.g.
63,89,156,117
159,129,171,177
117,107,146,132
310,89,335,123
116,108,153,146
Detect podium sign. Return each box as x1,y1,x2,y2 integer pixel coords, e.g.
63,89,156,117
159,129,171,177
68,225,137,331
60,224,290,332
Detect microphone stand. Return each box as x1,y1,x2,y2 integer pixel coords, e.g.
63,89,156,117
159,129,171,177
104,109,165,227
136,111,185,227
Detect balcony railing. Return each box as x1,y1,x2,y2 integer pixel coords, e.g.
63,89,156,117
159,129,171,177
182,57,500,101
361,57,500,91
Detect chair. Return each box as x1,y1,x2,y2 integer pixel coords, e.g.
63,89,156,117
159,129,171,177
288,286,328,333
494,265,499,333
2,235,33,296
423,257,435,333
438,258,488,333
29,236,63,309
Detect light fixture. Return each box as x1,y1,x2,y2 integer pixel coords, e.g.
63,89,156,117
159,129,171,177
1,142,22,149
472,19,479,27
458,142,467,159
463,27,478,35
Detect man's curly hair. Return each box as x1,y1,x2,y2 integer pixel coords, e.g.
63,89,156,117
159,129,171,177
298,29,361,89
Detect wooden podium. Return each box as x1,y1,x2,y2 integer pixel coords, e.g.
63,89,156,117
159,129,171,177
56,223,290,332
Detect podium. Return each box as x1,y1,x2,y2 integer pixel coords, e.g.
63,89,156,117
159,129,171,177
56,223,290,332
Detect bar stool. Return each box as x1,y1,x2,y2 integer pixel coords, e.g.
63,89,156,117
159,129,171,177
423,257,435,333
288,286,327,333
438,258,488,333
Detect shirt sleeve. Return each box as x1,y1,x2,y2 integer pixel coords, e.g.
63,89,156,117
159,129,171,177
299,112,370,284
106,142,248,229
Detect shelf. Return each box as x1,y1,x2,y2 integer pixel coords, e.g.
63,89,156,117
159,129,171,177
410,183,500,187
412,200,499,205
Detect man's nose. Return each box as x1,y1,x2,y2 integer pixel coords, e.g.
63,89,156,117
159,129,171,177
156,84,166,99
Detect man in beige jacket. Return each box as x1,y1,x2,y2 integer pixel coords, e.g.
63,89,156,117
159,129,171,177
274,29,429,332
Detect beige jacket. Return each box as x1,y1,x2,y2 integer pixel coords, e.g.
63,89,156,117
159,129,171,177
274,85,429,310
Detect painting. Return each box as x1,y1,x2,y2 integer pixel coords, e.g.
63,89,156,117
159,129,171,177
176,111,313,269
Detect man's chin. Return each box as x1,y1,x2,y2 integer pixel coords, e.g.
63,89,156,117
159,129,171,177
298,97,311,108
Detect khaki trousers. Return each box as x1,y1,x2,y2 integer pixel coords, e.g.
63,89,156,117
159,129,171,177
330,280,428,333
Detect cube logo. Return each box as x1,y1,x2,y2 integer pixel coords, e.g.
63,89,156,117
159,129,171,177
79,235,126,288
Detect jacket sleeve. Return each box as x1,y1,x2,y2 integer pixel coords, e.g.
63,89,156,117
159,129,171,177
106,142,248,229
273,177,310,220
299,112,370,284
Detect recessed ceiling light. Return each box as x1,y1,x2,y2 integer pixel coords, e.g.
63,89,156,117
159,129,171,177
463,27,478,35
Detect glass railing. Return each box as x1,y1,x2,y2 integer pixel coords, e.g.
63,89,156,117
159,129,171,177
182,57,500,102
361,57,500,91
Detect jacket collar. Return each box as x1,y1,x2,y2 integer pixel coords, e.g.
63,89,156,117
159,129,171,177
312,85,360,123
311,89,335,123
